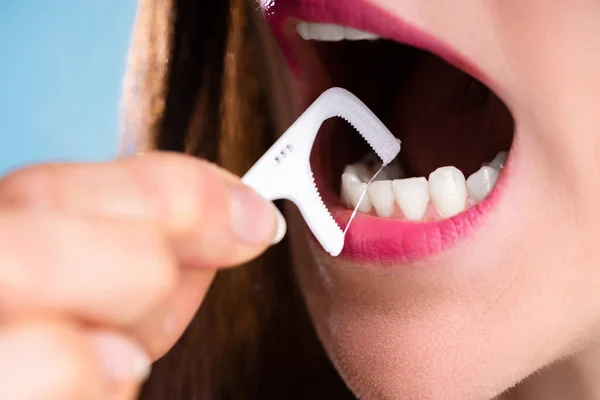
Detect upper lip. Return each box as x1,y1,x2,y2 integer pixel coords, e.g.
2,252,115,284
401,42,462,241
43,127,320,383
260,0,491,88
260,0,508,263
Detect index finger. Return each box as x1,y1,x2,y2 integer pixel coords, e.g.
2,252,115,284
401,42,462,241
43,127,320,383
0,152,286,268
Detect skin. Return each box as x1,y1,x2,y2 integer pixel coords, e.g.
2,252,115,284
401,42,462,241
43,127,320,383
0,153,281,400
258,0,600,399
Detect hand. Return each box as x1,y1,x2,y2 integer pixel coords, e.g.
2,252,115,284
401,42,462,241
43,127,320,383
0,152,284,400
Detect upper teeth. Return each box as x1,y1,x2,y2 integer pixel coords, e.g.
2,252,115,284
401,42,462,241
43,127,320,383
296,22,380,41
340,152,507,220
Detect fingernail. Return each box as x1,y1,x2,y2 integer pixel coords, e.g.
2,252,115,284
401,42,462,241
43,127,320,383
230,185,287,245
89,332,151,383
272,209,287,245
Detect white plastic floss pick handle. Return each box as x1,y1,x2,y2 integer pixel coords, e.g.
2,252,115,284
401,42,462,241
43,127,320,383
242,87,400,257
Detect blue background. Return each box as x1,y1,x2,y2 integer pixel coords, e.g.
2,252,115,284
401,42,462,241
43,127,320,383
0,2,136,175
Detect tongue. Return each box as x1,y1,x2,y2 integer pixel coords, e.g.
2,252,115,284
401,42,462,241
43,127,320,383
388,52,513,178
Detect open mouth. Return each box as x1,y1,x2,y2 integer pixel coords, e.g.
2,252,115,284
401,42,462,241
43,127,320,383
261,0,515,262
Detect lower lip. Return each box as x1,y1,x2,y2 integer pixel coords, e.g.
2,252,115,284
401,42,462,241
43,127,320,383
327,175,506,263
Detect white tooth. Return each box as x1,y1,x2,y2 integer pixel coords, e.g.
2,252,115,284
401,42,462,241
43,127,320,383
367,181,394,217
296,22,310,40
317,24,345,41
392,177,429,221
340,172,361,207
296,22,380,41
466,166,499,202
347,181,372,213
343,164,360,179
428,166,467,218
488,151,508,171
302,23,344,41
344,27,380,41
345,164,372,183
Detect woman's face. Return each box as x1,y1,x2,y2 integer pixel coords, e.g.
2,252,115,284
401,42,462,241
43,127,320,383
257,0,600,398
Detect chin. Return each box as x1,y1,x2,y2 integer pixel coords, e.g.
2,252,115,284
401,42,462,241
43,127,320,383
257,0,600,398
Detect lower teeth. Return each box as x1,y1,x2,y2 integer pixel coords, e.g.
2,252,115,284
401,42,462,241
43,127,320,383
340,151,507,220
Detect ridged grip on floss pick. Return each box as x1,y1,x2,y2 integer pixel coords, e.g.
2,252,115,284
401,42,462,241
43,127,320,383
242,87,400,257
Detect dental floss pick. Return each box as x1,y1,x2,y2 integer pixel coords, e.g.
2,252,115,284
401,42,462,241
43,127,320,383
242,87,400,257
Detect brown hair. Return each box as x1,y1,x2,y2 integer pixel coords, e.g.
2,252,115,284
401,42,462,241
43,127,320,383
124,0,353,398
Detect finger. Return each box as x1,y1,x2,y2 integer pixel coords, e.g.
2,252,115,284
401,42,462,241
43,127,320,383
0,317,150,400
129,268,216,360
0,154,281,362
0,210,177,328
0,152,285,268
0,209,217,360
114,383,142,400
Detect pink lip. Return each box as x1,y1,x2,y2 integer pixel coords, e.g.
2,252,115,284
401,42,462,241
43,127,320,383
332,185,504,262
260,0,506,262
260,0,489,84
311,160,507,262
